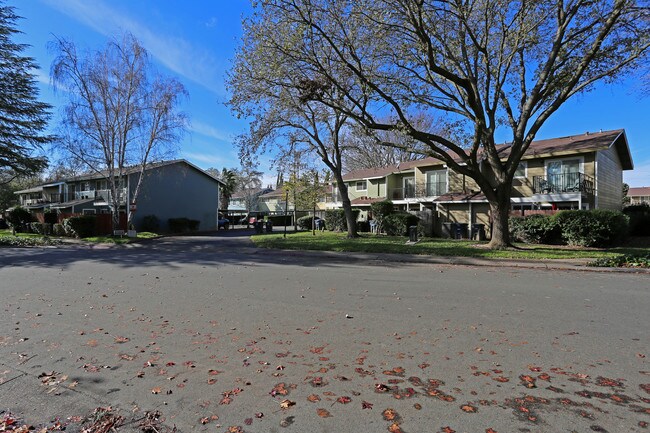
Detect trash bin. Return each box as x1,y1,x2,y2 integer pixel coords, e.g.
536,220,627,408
408,225,418,242
265,221,273,233
471,223,486,241
255,221,264,234
442,222,453,238
457,223,469,239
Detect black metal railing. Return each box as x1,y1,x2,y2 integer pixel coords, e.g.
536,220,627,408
389,186,416,200
533,173,594,194
418,181,447,197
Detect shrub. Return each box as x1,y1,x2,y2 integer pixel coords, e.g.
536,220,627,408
53,223,66,237
623,204,650,236
297,215,317,230
43,209,58,224
591,253,650,268
357,220,370,233
6,207,33,232
141,215,160,232
509,215,560,244
267,214,292,226
324,209,360,232
553,210,628,247
63,215,96,238
188,219,200,231
168,218,187,233
370,200,394,233
383,212,419,236
30,222,52,235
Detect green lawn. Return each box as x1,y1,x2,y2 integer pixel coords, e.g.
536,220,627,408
251,230,650,261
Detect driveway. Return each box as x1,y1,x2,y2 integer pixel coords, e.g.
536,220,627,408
0,234,648,433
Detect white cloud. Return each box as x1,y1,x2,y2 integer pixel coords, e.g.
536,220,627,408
189,120,234,143
42,0,224,95
182,151,228,167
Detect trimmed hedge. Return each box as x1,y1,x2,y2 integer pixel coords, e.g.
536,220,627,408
297,215,317,230
509,214,560,244
63,215,96,238
267,214,292,226
168,217,200,233
141,215,160,232
623,204,650,236
383,212,419,236
510,210,629,247
324,209,360,232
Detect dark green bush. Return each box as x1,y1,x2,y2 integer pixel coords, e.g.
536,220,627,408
553,210,628,247
267,214,292,226
324,209,360,232
53,223,65,237
623,204,650,236
370,200,394,233
591,253,650,268
63,215,96,238
30,222,52,235
357,220,370,233
297,215,317,230
509,214,560,244
188,219,200,231
383,212,419,236
6,207,33,232
168,217,190,233
43,209,58,224
141,215,160,232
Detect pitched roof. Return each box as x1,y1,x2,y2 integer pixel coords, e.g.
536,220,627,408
342,129,633,182
628,187,650,197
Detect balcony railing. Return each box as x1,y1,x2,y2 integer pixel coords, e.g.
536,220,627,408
417,181,447,197
325,193,342,203
533,173,594,195
389,186,416,200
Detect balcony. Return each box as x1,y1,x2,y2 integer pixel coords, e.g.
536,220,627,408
417,181,447,198
92,189,127,204
533,173,594,195
389,186,416,200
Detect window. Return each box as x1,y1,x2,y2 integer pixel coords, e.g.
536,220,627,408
425,170,447,196
514,162,527,178
82,209,96,215
355,180,367,191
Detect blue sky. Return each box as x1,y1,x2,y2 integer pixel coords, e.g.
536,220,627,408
11,0,650,186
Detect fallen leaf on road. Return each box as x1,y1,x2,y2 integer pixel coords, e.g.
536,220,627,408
307,394,321,403
280,399,295,409
362,401,373,409
316,408,331,418
336,396,351,404
151,387,161,394
460,404,477,413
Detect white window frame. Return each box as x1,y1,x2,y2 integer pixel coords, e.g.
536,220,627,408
514,161,528,179
355,180,367,192
544,156,584,177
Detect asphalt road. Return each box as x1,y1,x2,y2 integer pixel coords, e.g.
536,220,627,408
0,232,649,433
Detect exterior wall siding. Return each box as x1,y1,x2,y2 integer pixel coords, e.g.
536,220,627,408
129,163,220,231
595,147,624,210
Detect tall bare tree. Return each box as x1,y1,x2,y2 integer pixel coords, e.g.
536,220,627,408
342,113,445,172
228,8,369,238
241,0,649,248
51,33,187,229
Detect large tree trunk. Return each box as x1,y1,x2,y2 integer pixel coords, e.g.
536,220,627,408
334,175,358,238
487,188,512,249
